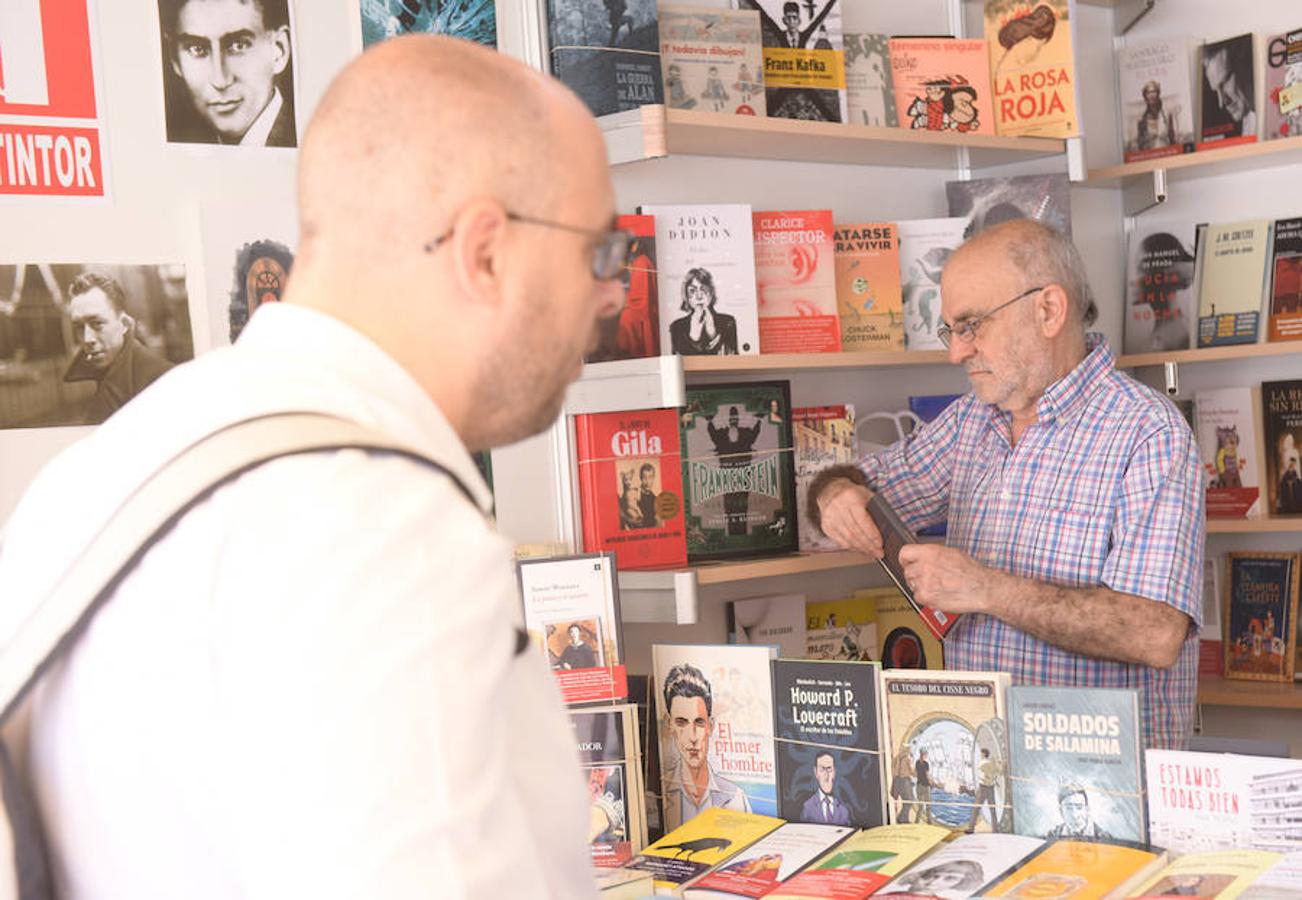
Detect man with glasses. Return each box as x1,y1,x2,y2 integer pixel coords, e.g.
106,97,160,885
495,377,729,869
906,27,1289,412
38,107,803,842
809,219,1202,751
1,36,626,896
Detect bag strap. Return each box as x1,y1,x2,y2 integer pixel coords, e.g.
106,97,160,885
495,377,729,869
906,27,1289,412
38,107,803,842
0,412,476,725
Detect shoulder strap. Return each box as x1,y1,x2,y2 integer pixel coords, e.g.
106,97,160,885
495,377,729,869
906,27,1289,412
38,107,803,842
0,412,475,725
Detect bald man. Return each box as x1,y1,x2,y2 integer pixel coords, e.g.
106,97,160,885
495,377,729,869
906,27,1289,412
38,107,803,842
0,38,625,897
809,220,1203,751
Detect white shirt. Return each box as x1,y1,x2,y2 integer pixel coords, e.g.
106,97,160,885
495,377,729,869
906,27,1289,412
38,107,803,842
0,304,595,899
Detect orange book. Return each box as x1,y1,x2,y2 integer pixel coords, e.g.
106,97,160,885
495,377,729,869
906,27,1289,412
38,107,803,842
834,223,903,351
889,37,996,135
753,209,841,354
983,839,1167,899
985,0,1081,138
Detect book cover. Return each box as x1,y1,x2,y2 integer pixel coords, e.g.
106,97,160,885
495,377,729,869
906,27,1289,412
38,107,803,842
641,203,760,357
547,0,663,118
753,209,841,354
834,223,904,351
807,595,877,662
869,587,944,672
1124,228,1197,354
1224,552,1301,683
875,833,1043,898
586,214,660,362
1200,556,1225,678
866,494,957,642
594,864,655,897
880,670,1011,832
1198,33,1259,149
1007,686,1146,844
766,822,951,900
684,822,854,899
980,838,1166,899
680,382,799,561
772,659,888,831
355,0,496,47
732,593,807,658
652,643,780,834
571,703,647,866
737,0,848,123
1130,849,1282,899
575,407,687,570
659,5,765,116
945,173,1072,240
1268,216,1302,343
890,37,996,135
1262,380,1302,516
1263,28,1302,141
908,394,962,424
794,405,857,552
897,217,967,351
1117,36,1198,162
625,806,784,893
984,0,1080,138
628,674,665,841
1194,387,1263,519
1197,219,1272,347
844,33,896,127
1244,850,1302,897
516,553,629,704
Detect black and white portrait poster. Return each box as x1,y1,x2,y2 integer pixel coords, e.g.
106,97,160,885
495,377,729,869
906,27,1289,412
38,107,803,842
200,198,298,346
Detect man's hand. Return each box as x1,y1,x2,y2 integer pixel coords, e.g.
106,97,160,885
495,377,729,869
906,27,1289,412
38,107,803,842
815,478,883,557
897,543,1004,617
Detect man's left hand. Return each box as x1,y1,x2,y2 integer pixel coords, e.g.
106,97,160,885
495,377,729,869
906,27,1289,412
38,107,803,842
897,543,1006,617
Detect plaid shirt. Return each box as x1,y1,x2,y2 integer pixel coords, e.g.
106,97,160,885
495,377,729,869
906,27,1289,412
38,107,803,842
859,341,1204,749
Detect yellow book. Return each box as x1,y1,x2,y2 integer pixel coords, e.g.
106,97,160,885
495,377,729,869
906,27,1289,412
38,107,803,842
984,0,1081,137
625,807,784,895
862,587,943,671
806,595,877,661
983,839,1167,900
767,822,950,900
1127,849,1282,899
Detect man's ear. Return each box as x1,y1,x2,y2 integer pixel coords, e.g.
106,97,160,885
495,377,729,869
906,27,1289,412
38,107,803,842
270,25,291,76
446,200,509,307
1037,283,1071,338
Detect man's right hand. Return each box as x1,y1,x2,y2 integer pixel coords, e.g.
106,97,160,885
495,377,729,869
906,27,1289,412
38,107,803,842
815,478,884,558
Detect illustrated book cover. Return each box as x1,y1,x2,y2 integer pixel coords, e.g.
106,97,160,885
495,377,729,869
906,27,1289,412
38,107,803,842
869,587,944,671
1124,227,1197,354
1261,380,1302,517
753,209,841,354
889,37,995,135
575,407,687,571
624,806,784,894
1129,849,1282,899
1224,552,1300,683
980,838,1166,899
984,0,1081,138
945,173,1072,240
1117,36,1197,162
771,659,888,831
1007,685,1146,844
586,214,660,362
875,832,1043,898
833,223,903,351
1194,386,1263,519
680,381,798,561
1198,33,1259,150
794,405,857,552
732,593,807,657
897,217,967,351
1263,28,1302,142
1268,216,1302,343
766,822,951,900
659,5,765,116
571,703,648,866
547,0,663,118
640,203,760,356
844,33,896,127
683,822,854,899
353,0,495,48
806,594,877,662
1197,219,1272,347
736,0,848,123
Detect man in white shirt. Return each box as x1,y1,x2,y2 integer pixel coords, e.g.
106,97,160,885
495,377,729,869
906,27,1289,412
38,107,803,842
0,35,626,898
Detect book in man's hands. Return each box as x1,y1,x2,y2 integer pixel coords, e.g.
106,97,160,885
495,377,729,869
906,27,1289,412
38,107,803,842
866,493,959,641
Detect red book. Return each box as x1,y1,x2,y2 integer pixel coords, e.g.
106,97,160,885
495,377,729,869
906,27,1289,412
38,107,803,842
575,408,687,570
586,214,660,362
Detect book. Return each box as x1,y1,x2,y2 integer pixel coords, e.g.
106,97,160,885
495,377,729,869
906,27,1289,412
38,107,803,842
765,822,951,900
875,833,1044,898
652,643,780,833
984,0,1081,138
516,553,629,704
1246,850,1302,898
897,217,967,351
575,408,687,571
594,865,656,898
737,0,848,123
683,822,854,899
1129,849,1283,899
547,0,663,118
843,33,896,127
1224,552,1301,683
833,223,904,351
1124,227,1197,354
659,5,766,116
771,659,888,830
572,703,648,866
1200,556,1225,678
640,203,760,357
890,37,996,135
980,838,1167,899
1263,28,1302,141
1194,387,1263,519
867,493,958,641
806,595,877,662
624,806,785,894
908,394,962,424
880,669,1011,832
1199,33,1259,149
1262,380,1302,516
587,214,660,362
1268,216,1302,343
1197,219,1272,347
628,674,666,841
794,405,857,551
753,209,841,354
868,587,944,671
680,382,799,561
945,173,1072,240
732,593,807,658
1007,686,1146,844
1117,36,1198,162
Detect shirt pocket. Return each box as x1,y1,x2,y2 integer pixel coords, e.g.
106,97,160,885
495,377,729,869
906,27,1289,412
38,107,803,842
1019,501,1112,588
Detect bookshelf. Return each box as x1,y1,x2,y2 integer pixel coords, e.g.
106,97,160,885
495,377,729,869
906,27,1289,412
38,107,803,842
684,350,951,373
1206,518,1302,535
1118,342,1302,369
1088,135,1302,189
1198,676,1302,711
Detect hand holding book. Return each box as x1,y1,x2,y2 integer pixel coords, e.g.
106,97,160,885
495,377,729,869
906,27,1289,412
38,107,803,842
866,494,960,641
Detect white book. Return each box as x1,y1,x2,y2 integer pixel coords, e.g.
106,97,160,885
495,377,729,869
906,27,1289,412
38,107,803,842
896,217,966,351
1117,36,1198,161
732,593,807,657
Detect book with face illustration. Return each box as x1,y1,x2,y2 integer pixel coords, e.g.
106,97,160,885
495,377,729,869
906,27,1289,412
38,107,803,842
983,0,1080,138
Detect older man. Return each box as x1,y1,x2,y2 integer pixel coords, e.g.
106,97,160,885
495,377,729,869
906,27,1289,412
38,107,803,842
811,219,1203,750
0,36,625,897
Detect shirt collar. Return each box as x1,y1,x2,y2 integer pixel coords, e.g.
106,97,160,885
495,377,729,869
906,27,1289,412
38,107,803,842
1034,334,1113,425
238,87,283,147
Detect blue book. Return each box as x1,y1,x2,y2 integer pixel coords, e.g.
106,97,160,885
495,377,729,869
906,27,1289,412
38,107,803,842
906,394,962,537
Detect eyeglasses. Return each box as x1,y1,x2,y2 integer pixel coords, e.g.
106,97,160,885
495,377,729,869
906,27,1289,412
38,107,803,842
936,285,1046,348
424,211,634,282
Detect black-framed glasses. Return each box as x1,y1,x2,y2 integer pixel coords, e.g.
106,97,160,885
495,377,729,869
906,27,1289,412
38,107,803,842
423,211,634,282
936,285,1046,348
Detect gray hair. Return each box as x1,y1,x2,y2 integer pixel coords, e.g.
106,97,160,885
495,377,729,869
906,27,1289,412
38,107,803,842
1004,222,1098,327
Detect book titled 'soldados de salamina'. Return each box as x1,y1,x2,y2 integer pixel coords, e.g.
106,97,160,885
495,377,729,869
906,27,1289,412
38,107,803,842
984,0,1080,138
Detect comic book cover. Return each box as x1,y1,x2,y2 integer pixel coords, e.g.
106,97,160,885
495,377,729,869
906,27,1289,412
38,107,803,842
766,823,950,900
1268,217,1302,343
844,33,896,127
806,594,876,662
624,806,784,894
1117,36,1198,162
1263,28,1302,142
571,703,647,866
1197,219,1272,347
896,218,967,350
875,833,1043,898
1224,552,1300,683
1262,380,1302,517
660,5,765,116
1195,387,1263,519
684,822,854,899
794,405,857,551
547,0,663,117
680,382,798,561
753,209,840,354
1198,33,1258,150
869,588,944,671
983,0,1079,138
1123,227,1197,354
834,223,903,351
981,839,1166,899
736,0,848,123
586,214,660,362
945,173,1072,240
355,0,495,48
889,38,995,136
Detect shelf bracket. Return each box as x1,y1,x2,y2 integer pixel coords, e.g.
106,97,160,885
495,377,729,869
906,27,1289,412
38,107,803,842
564,355,685,417
1122,168,1167,218
1114,0,1156,37
618,570,700,625
1065,136,1087,183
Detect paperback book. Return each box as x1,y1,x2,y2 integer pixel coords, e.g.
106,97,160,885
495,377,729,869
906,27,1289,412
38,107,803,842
1124,227,1197,354
1130,849,1283,899
833,223,903,351
875,833,1043,898
659,5,765,116
1197,219,1272,347
794,405,857,551
586,214,660,362
571,703,648,866
843,33,896,127
945,173,1072,240
1264,28,1302,141
869,587,944,671
1268,216,1302,343
625,806,784,894
683,822,854,899
547,0,663,117
981,838,1167,899
889,37,996,135
766,822,951,900
753,209,841,353
1117,36,1197,162
737,0,848,123
732,593,807,659
1198,33,1259,150
897,217,967,350
984,0,1081,138
1194,387,1263,519
1223,552,1301,683
1262,380,1302,516
806,595,877,662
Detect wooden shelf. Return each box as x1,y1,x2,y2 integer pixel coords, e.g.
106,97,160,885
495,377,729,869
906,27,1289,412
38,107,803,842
1206,517,1302,534
1117,341,1302,368
683,350,951,374
600,105,1066,169
693,550,877,584
1087,136,1302,188
1198,675,1302,710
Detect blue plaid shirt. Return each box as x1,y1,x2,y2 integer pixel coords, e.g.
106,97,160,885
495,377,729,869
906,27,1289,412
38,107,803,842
859,340,1204,749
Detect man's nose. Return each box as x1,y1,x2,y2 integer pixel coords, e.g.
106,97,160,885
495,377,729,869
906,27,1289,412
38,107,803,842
209,51,234,89
947,335,976,366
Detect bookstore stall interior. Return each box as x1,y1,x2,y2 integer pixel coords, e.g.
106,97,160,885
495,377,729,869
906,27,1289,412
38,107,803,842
4,0,1302,896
